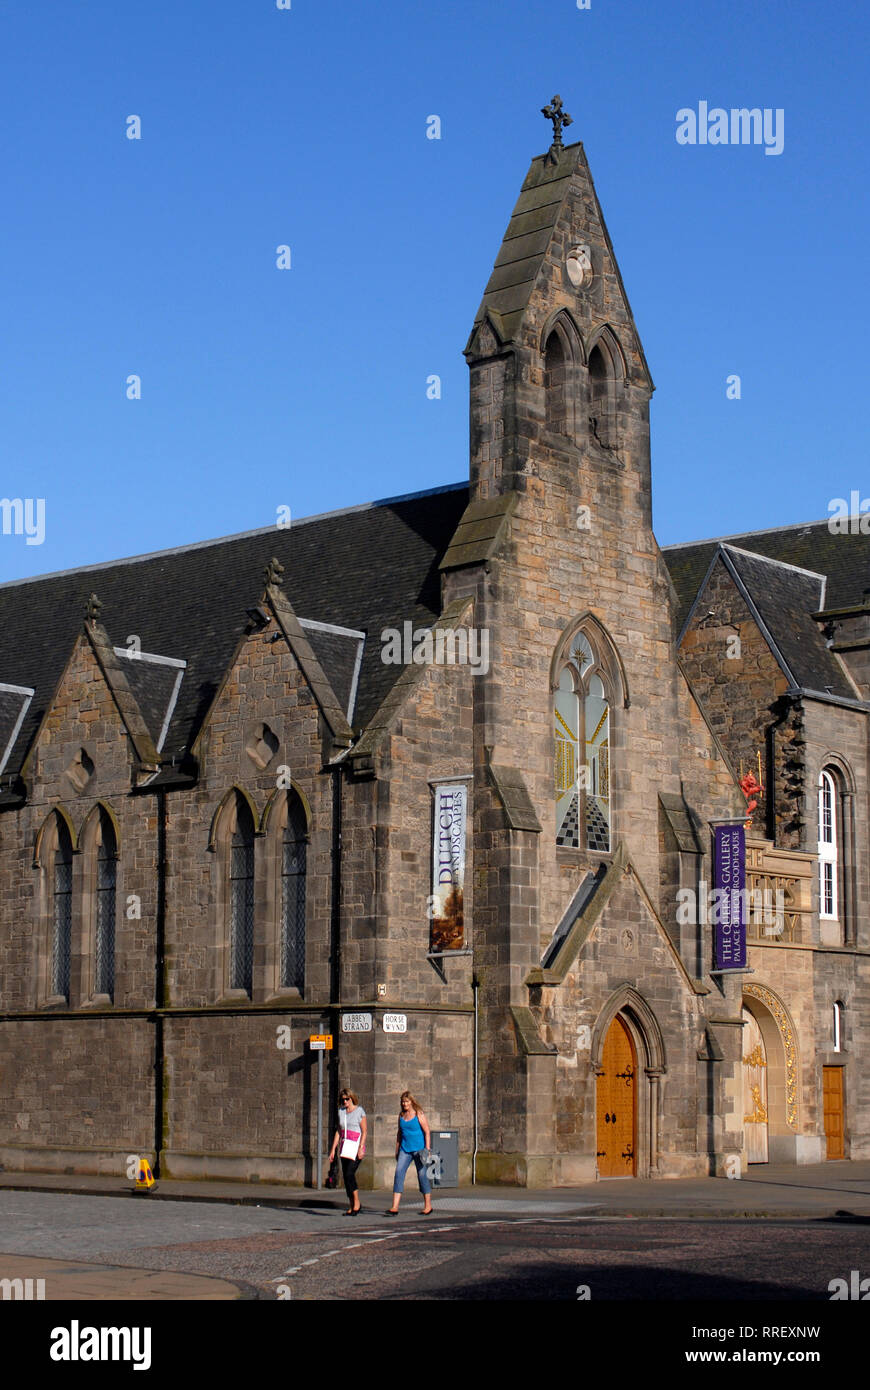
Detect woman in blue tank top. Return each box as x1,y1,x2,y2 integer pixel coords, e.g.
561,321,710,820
386,1091,434,1215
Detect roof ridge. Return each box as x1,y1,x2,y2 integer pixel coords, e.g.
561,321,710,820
662,518,832,550
720,543,827,585
0,481,469,592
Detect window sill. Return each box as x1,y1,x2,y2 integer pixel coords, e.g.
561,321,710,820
216,989,252,1005
555,846,613,863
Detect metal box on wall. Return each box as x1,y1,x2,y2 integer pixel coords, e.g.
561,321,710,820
426,1129,459,1188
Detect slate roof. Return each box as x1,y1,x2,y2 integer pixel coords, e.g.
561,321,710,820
663,520,870,630
298,622,363,726
663,520,870,702
0,484,470,779
0,685,33,775
113,651,185,754
723,547,853,699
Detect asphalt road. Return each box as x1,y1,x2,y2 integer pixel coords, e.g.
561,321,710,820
2,1190,869,1301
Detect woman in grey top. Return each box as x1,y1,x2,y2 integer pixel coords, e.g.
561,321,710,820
329,1088,367,1214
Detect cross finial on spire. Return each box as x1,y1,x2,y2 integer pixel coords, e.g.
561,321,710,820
85,593,102,623
263,556,285,588
541,94,573,163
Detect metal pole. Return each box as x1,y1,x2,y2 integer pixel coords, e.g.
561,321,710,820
316,1048,324,1188
472,974,479,1185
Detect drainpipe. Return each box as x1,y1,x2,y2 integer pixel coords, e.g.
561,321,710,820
153,786,167,1179
472,972,479,1184
329,764,343,1113
330,765,343,1004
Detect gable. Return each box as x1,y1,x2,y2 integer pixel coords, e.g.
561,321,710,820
664,519,870,631
680,548,855,700
22,634,143,795
192,615,323,768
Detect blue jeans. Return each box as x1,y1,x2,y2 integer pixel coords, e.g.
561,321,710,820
393,1148,431,1195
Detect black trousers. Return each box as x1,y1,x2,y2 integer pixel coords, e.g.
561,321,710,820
341,1156,361,1202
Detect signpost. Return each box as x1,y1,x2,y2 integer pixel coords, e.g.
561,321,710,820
309,1034,333,1187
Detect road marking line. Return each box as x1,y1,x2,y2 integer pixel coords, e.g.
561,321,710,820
268,1215,584,1289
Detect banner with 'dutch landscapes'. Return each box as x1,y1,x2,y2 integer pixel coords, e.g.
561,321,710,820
430,783,466,951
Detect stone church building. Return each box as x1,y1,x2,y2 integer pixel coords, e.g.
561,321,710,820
1,113,867,1187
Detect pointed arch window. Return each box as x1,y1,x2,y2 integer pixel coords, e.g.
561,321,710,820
555,632,611,852
544,330,569,436
230,798,255,995
94,809,117,1000
555,667,580,845
52,822,73,1000
588,343,614,448
281,793,307,991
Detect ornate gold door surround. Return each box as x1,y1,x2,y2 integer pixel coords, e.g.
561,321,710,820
742,1007,769,1163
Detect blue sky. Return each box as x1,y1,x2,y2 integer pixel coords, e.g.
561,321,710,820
0,0,867,581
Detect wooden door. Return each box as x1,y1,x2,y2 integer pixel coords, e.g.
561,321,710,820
823,1067,845,1159
742,1008,769,1163
596,1015,637,1177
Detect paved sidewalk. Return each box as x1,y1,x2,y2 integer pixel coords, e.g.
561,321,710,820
2,1160,869,1218
0,1253,254,1300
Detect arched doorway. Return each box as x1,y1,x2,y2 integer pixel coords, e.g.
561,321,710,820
591,987,666,1179
742,1007,769,1163
742,984,801,1163
596,1015,637,1177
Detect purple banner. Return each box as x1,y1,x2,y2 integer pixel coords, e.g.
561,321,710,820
713,824,747,970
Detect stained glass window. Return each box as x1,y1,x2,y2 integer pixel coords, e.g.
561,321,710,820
555,636,611,852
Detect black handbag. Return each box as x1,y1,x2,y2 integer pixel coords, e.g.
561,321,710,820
325,1155,341,1188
